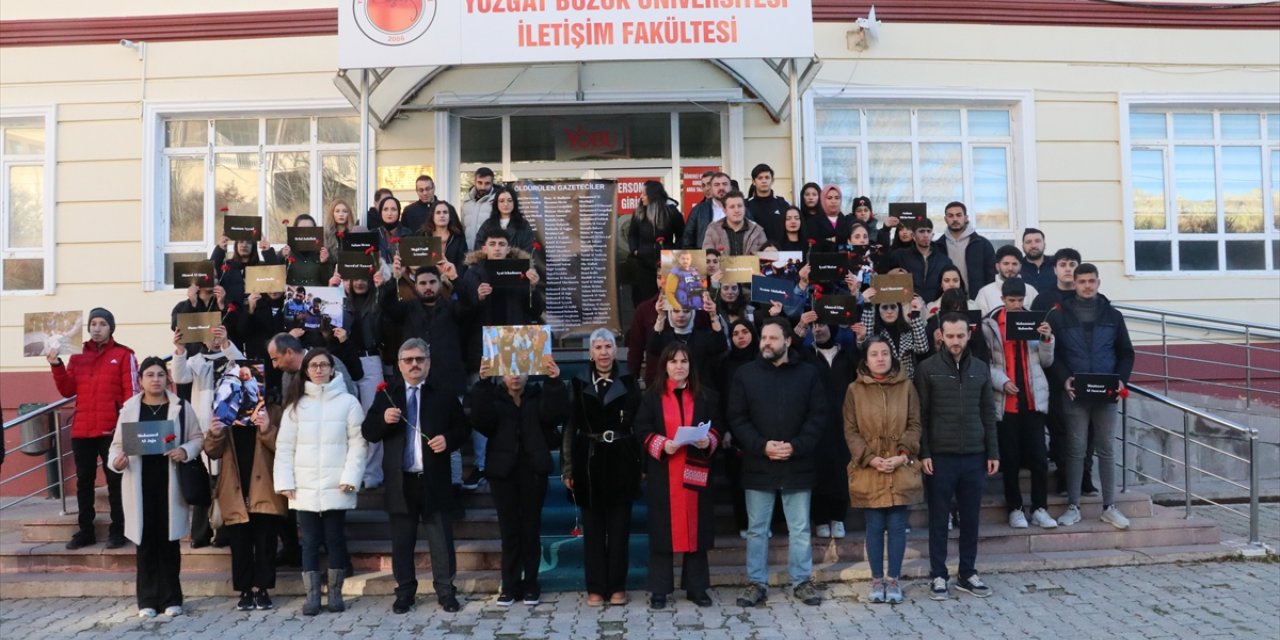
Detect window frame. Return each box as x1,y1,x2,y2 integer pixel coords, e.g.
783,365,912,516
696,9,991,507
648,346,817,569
142,99,372,291
801,87,1037,241
0,105,57,296
1120,93,1280,277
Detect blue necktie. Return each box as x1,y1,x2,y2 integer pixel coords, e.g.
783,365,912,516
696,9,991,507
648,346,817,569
403,386,420,472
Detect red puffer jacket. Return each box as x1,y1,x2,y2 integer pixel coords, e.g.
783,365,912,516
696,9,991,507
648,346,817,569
51,339,138,439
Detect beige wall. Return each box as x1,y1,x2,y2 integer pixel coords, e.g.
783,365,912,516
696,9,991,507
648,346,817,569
1,20,1277,373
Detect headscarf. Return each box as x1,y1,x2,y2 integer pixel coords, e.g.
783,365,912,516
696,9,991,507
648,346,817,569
821,184,844,217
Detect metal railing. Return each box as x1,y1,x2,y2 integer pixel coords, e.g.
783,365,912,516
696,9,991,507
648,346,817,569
1,397,76,514
1114,303,1280,410
1120,382,1263,547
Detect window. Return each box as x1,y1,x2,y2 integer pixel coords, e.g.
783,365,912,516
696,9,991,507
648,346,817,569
810,103,1022,235
0,109,54,294
1126,107,1279,273
157,114,360,284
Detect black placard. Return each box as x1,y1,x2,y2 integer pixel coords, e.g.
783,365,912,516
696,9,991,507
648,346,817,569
287,226,323,252
1005,310,1048,341
1073,373,1121,403
489,259,531,288
888,202,927,227
121,420,177,456
286,262,327,287
223,215,262,241
340,231,378,252
813,294,859,324
750,275,799,307
337,251,377,280
809,252,852,283
398,236,444,268
172,260,215,289
967,309,983,330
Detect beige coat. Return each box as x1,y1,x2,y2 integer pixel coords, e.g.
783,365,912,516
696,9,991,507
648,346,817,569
842,367,924,509
701,218,767,256
203,405,288,525
108,391,204,544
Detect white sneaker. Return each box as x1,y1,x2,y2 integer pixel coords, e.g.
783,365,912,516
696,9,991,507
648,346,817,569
1031,508,1059,529
740,529,748,540
831,521,846,539
1057,504,1081,526
137,608,157,619
1101,505,1131,530
162,605,183,616
815,524,831,538
1008,510,1029,529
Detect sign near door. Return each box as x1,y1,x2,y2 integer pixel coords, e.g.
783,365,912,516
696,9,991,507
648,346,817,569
555,119,628,161
339,1,815,69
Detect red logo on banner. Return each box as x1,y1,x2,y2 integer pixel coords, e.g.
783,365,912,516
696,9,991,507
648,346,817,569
355,0,435,45
681,166,719,220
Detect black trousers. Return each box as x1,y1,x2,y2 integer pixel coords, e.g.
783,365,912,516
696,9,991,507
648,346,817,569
581,502,632,596
489,462,547,595
227,513,280,591
927,454,985,581
998,412,1050,512
137,455,182,610
720,451,748,530
390,473,457,599
72,436,122,539
190,473,217,545
648,549,709,597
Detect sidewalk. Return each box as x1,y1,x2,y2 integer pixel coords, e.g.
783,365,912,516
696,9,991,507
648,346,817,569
0,560,1275,639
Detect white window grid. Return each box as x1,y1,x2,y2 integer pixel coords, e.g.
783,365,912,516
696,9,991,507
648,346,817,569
161,117,360,255
808,102,1021,238
1124,103,1279,274
0,107,57,296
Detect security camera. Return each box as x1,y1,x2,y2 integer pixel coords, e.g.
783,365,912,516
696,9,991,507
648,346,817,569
120,39,136,47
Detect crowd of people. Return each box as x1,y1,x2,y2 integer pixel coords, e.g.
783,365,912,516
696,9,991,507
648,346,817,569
44,165,1134,617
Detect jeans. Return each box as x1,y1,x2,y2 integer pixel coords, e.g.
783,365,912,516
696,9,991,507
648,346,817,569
471,431,487,472
356,355,385,488
296,510,348,573
927,454,985,581
1062,399,1118,507
863,505,909,579
72,436,123,539
744,489,812,586
998,412,1049,512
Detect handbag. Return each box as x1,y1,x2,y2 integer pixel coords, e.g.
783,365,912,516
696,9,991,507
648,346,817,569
175,402,212,506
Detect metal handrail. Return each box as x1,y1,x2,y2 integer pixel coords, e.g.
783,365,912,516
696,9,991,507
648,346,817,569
1114,304,1280,334
1120,383,1263,547
0,398,74,513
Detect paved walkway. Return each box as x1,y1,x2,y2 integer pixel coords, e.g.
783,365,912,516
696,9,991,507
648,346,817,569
1,560,1276,639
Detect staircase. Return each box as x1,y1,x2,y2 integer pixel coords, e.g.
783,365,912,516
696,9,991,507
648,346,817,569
0,457,1228,599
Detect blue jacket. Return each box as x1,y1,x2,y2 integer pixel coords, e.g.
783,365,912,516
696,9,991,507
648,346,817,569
1048,293,1135,384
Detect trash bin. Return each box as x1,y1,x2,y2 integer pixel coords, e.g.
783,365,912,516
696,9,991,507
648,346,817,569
18,402,54,456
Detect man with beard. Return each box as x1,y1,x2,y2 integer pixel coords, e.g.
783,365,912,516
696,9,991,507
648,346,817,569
891,217,953,305
916,313,999,601
460,167,497,250
975,245,1039,316
1019,228,1056,294
681,172,731,249
935,202,995,299
728,318,827,608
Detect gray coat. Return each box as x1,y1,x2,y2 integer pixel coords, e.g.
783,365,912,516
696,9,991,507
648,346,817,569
913,349,998,460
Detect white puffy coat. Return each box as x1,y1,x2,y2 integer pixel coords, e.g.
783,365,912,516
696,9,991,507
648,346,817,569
273,373,367,512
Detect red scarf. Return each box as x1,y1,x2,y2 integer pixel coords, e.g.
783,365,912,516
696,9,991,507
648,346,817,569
661,380,700,553
997,308,1036,413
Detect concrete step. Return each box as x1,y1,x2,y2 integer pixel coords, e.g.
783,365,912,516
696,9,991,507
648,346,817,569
0,542,1234,598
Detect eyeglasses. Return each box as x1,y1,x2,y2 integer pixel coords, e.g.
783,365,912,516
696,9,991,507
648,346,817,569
399,356,428,364
307,362,333,371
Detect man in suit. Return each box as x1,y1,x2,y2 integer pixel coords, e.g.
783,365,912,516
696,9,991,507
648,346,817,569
362,338,468,614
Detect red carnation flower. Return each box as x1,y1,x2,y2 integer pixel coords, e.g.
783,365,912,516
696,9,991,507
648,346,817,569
369,266,376,273
808,238,817,246
220,264,231,272
164,434,176,444
227,303,237,313
656,236,664,245
388,236,400,244
252,229,260,238
218,207,228,213
287,255,297,264
376,381,388,393
337,230,346,239
533,241,543,251
281,219,291,226
570,525,582,538
718,246,726,252
364,246,377,255
1118,387,1131,399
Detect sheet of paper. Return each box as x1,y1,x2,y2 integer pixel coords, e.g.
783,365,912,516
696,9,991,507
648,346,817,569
672,421,712,446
